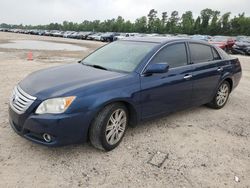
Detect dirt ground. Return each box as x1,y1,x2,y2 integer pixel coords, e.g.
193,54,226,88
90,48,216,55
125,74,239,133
0,32,249,188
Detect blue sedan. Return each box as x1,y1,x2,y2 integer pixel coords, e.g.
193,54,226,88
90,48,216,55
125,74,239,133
9,37,242,151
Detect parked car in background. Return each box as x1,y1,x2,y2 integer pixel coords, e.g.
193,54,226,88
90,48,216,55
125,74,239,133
43,30,51,36
1,28,7,31
52,31,64,37
73,32,88,39
67,31,79,39
101,32,120,42
209,36,235,52
63,31,75,38
81,32,95,39
9,37,241,151
232,37,250,55
113,33,132,41
236,36,249,42
38,30,46,36
3,27,250,57
87,32,103,40
190,35,211,41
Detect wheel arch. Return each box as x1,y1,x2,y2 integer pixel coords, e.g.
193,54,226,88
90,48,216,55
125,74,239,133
87,99,139,141
224,77,233,92
101,100,139,127
89,98,139,129
210,76,233,102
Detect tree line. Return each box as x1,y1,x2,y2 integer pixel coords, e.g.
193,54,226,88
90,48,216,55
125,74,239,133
1,9,250,36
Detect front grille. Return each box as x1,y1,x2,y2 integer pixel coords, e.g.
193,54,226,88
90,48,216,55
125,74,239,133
10,85,36,114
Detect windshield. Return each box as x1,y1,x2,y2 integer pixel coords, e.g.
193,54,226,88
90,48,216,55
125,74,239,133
82,41,157,72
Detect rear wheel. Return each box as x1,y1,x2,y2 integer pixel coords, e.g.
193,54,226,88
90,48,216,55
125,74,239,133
89,103,128,151
207,81,230,109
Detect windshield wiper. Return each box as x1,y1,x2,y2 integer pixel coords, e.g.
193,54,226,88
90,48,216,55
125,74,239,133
92,64,108,70
83,64,108,70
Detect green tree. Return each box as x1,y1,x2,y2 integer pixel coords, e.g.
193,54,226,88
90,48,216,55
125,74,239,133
181,11,194,34
134,16,147,33
193,16,201,34
209,11,220,35
200,8,213,34
113,16,125,32
147,9,158,33
168,11,180,34
220,12,231,35
161,12,168,33
2,9,250,36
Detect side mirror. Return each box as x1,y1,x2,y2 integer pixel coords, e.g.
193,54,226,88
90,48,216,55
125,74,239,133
144,63,169,74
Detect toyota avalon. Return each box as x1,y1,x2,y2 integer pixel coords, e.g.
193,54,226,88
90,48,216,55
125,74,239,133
9,37,242,151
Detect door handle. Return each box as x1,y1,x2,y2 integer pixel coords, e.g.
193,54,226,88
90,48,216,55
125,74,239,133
184,74,192,80
217,67,223,72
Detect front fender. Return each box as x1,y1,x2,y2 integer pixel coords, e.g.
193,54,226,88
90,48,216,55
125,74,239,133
68,73,141,129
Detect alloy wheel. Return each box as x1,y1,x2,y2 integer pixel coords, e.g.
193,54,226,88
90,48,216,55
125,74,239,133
216,83,229,106
105,109,127,145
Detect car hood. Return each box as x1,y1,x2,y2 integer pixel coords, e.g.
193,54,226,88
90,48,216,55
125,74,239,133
19,63,126,99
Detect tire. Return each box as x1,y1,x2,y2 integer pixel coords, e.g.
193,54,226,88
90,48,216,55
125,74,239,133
207,81,230,109
89,103,128,151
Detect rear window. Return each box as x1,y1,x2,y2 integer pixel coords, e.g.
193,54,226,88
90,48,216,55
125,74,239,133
189,43,213,63
215,47,231,60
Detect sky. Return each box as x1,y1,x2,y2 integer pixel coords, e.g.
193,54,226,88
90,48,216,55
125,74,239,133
0,0,249,25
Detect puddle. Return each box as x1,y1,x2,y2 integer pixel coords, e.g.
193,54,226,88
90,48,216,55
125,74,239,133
0,40,87,51
39,56,79,63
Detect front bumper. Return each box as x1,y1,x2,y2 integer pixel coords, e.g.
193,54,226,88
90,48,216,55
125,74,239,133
9,107,92,146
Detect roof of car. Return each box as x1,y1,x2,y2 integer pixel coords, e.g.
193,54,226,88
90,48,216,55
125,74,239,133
121,37,189,43
121,36,215,47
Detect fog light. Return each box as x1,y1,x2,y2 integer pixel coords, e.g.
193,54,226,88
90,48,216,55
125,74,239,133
43,133,52,142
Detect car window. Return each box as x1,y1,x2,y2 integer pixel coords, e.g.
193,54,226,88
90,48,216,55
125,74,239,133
216,47,231,60
212,47,221,60
150,43,188,68
189,43,214,63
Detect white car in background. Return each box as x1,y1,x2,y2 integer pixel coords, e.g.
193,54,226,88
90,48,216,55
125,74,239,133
114,33,139,41
87,33,103,41
63,31,75,38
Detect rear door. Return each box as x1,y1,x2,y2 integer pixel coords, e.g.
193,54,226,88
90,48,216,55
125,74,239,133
188,42,222,105
140,42,193,118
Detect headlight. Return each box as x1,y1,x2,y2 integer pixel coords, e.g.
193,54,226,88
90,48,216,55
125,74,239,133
36,96,76,114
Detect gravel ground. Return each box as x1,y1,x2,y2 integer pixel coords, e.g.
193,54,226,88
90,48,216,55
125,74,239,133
0,32,250,188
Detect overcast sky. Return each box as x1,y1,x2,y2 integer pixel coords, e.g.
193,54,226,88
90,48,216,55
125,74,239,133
0,0,249,25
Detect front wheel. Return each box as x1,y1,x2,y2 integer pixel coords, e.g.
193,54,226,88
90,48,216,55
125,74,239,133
89,103,128,151
207,81,230,109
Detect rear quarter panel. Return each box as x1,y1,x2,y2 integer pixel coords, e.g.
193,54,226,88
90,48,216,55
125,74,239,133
230,58,242,90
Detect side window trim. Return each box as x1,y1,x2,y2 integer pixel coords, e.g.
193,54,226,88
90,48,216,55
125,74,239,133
186,42,192,65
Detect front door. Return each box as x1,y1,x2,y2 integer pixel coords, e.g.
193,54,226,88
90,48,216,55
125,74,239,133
140,42,193,119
